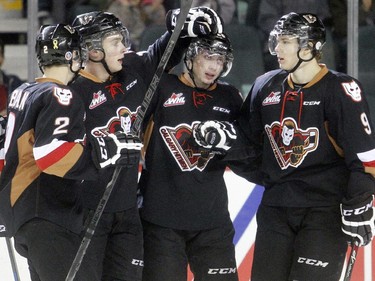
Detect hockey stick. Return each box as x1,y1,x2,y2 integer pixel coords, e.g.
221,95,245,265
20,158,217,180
343,239,359,281
65,1,193,280
5,237,21,281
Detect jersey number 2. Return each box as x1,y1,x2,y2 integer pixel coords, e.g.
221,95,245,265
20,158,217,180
53,117,69,135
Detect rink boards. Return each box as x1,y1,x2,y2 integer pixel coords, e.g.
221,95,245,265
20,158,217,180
202,170,375,281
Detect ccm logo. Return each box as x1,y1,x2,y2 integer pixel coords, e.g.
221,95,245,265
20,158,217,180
213,106,230,114
297,257,329,268
131,259,144,266
208,268,237,274
303,101,321,105
343,201,373,216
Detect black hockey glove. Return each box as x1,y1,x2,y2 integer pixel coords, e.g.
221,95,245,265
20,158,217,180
193,120,237,154
0,115,6,145
91,132,143,169
166,6,223,38
341,195,375,246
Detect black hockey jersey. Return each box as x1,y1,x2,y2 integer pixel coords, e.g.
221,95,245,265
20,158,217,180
70,32,187,212
139,74,243,230
0,78,97,237
238,65,375,207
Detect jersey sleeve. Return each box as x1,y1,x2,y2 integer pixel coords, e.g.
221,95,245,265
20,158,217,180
131,31,190,86
33,84,97,179
327,77,375,203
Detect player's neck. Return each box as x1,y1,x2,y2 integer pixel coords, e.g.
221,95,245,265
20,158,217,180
43,66,73,85
84,61,111,82
291,60,321,84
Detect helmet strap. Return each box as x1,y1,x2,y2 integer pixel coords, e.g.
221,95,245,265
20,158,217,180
89,49,115,77
288,48,316,73
184,59,215,90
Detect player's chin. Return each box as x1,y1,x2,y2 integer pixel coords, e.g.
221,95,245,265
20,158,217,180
111,64,123,73
203,75,217,85
279,63,291,71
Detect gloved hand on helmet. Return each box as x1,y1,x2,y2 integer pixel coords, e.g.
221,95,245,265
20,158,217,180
166,6,223,38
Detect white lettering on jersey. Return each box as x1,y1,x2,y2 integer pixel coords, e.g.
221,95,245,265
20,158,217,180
213,106,230,114
163,93,185,107
303,101,321,106
89,91,107,109
131,259,144,266
262,91,281,106
342,81,362,102
8,89,30,111
126,79,137,91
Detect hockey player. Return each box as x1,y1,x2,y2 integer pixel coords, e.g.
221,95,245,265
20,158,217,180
138,33,241,281
237,12,375,280
70,8,223,281
0,24,140,281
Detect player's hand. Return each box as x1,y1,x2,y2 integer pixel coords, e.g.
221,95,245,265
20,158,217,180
91,131,143,169
166,6,223,38
193,120,237,153
341,195,375,246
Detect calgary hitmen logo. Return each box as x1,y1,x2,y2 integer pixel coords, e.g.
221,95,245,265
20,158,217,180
160,122,215,171
91,106,138,137
265,117,319,169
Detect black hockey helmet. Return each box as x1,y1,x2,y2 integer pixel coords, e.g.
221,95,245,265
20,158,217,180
35,24,84,69
72,11,130,51
268,12,326,56
185,33,234,77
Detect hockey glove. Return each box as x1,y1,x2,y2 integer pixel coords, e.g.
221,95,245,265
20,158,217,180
166,6,223,38
193,120,237,153
91,131,143,169
341,195,375,246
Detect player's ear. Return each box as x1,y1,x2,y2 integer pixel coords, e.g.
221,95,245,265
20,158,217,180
89,49,104,60
301,43,314,59
186,59,192,70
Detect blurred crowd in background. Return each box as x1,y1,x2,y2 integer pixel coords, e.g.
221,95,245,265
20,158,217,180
0,0,374,99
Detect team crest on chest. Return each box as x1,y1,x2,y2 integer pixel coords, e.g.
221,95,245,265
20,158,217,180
91,106,137,137
160,122,215,171
163,93,185,107
265,117,319,169
341,81,361,102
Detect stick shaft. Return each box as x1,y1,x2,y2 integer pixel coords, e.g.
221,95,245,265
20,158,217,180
65,1,193,280
5,237,21,281
131,0,193,135
343,240,359,281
